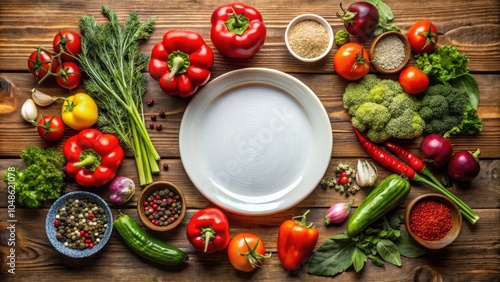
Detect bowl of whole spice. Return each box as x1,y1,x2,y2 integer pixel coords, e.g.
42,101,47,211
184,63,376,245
285,14,334,62
405,193,462,250
137,181,186,232
369,31,411,74
45,191,113,258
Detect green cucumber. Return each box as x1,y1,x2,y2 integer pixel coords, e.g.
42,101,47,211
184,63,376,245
347,174,410,237
114,213,188,265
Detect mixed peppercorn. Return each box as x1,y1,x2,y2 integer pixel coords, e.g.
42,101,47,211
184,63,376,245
54,198,109,250
143,188,183,226
321,163,360,196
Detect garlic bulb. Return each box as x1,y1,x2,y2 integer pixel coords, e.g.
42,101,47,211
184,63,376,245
31,88,57,106
20,99,38,123
356,159,378,187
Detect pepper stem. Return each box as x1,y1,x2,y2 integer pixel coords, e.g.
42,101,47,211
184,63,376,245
201,227,216,253
292,210,315,229
166,50,190,83
73,149,102,171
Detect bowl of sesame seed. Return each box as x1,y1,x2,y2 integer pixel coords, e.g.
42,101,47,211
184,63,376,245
285,14,334,62
369,31,411,74
45,191,113,258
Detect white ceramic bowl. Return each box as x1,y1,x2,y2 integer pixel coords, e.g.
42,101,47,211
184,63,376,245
285,14,334,62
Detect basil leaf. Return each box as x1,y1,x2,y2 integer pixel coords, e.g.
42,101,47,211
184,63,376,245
351,247,367,272
368,254,385,267
453,74,480,109
377,239,402,267
396,230,427,258
367,0,394,20
308,237,357,277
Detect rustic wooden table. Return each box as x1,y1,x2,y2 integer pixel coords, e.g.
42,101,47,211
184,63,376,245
1,0,499,281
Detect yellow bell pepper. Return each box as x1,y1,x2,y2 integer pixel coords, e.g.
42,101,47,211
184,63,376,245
61,93,98,130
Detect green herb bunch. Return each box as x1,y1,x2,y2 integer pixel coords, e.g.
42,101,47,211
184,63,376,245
308,215,426,277
78,6,159,186
3,146,66,208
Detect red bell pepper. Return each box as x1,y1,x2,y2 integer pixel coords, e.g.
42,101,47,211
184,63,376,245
63,128,124,187
210,2,267,58
149,30,214,98
277,210,319,271
186,207,230,254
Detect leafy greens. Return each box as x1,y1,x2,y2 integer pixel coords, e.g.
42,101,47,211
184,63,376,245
78,6,159,186
367,0,400,36
308,215,425,277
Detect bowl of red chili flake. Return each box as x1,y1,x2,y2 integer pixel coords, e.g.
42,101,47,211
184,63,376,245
137,181,186,232
405,193,462,249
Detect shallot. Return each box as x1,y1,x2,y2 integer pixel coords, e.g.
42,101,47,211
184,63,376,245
325,201,353,224
109,176,136,205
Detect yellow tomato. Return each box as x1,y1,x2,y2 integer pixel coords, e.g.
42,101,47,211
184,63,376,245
61,93,98,130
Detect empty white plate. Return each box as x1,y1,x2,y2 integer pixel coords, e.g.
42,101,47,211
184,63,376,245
179,68,332,215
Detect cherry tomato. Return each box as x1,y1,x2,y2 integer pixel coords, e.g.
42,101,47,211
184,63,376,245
334,43,370,81
338,175,350,185
37,115,65,141
407,20,440,54
399,66,429,94
56,62,82,90
53,30,82,61
227,232,270,272
27,50,59,80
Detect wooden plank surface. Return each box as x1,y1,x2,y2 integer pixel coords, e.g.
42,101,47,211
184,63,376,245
1,0,499,281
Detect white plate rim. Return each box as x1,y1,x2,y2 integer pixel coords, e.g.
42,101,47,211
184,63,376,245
179,67,332,215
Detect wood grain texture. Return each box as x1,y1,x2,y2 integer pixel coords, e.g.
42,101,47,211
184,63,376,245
0,0,499,281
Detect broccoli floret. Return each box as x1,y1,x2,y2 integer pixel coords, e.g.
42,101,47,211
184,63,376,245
352,103,391,132
386,109,425,140
389,93,418,117
444,104,483,137
342,74,424,143
417,84,479,135
334,29,349,46
3,146,66,208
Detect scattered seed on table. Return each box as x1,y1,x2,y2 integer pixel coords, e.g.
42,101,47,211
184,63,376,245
151,114,157,121
159,111,166,118
149,123,155,129
163,163,169,171
156,124,162,131
146,99,154,107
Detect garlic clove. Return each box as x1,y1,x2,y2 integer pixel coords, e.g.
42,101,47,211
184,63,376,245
31,88,57,107
356,159,378,187
20,99,38,123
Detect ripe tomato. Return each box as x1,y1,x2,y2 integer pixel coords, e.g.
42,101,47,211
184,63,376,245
53,30,82,61
37,115,65,141
407,20,440,54
399,66,429,94
227,232,271,272
27,50,59,80
334,43,370,81
56,62,82,90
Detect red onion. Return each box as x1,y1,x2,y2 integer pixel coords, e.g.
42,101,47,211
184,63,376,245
109,176,135,205
325,201,353,224
448,149,481,182
420,134,453,168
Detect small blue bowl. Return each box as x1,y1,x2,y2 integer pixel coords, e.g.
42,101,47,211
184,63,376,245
45,191,113,258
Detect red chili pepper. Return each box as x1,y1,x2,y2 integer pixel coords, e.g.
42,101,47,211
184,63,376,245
186,207,230,254
277,210,319,271
384,141,446,190
149,30,214,98
210,2,267,58
353,127,416,179
63,129,124,187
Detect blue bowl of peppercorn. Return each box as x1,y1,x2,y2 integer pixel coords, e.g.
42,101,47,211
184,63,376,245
405,193,462,250
45,191,113,258
137,181,187,232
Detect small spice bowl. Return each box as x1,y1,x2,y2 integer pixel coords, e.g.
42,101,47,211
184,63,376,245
285,14,334,62
45,191,113,258
405,193,462,250
369,31,411,74
137,181,186,232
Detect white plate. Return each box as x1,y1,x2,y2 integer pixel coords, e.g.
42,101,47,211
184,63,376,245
179,68,332,215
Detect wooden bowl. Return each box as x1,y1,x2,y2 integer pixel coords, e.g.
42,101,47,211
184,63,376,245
137,181,186,232
405,193,462,250
369,31,411,74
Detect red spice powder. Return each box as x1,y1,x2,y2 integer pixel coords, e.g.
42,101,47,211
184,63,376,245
409,200,453,241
